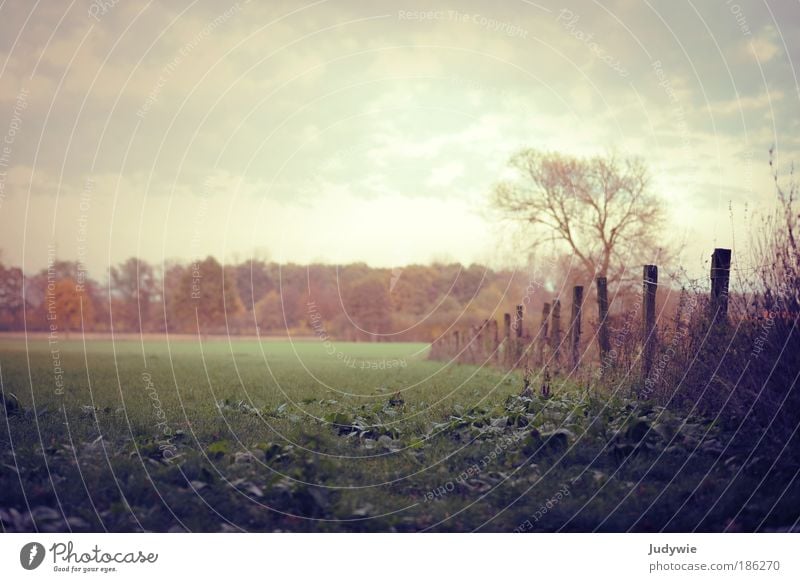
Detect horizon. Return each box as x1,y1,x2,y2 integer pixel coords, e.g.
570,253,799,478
0,248,737,294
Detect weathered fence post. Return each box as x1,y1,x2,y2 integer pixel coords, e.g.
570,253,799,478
596,276,611,367
511,304,523,367
482,319,490,360
492,319,499,363
503,313,511,366
477,320,486,362
642,265,658,380
468,325,479,363
710,248,732,322
550,299,561,365
538,302,551,365
571,286,584,371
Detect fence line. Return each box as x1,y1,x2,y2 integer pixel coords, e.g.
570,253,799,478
429,248,734,382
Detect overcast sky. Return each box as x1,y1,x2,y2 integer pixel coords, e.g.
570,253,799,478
0,0,798,278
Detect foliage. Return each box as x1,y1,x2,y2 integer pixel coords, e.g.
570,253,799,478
0,257,538,341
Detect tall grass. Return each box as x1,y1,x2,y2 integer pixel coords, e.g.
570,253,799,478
640,157,800,463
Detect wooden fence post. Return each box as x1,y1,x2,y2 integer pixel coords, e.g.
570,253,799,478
503,313,511,366
511,305,523,367
477,320,486,362
468,325,479,363
482,319,490,361
571,286,584,371
550,299,561,365
538,302,551,365
642,265,658,380
492,319,499,363
596,276,611,367
710,248,732,322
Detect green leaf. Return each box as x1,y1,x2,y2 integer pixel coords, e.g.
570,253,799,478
207,440,232,458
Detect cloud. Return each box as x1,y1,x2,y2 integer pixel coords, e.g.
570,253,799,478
426,161,464,188
711,90,783,116
745,25,781,63
0,0,798,278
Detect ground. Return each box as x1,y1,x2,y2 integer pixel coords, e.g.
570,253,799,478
0,338,798,532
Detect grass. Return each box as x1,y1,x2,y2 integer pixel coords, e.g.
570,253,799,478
1,338,798,532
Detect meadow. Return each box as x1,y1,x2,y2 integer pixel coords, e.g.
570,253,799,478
1,337,798,532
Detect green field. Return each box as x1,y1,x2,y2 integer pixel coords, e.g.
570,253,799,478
1,338,798,532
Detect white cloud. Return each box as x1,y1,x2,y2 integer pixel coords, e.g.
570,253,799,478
745,26,782,63
712,90,783,115
426,161,464,188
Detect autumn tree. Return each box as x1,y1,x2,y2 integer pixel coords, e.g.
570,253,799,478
52,277,95,336
254,290,289,332
110,257,157,332
388,265,441,316
491,150,667,282
232,259,275,312
162,263,186,333
342,273,393,341
171,256,243,335
0,263,24,330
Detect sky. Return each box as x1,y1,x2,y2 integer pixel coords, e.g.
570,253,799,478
0,0,798,279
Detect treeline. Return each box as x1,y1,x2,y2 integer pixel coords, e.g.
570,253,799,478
0,256,552,341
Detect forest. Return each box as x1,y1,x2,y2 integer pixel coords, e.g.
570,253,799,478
0,255,545,341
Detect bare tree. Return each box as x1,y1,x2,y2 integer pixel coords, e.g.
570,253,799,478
491,150,666,282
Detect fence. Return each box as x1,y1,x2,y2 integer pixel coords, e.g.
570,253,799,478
428,248,734,380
